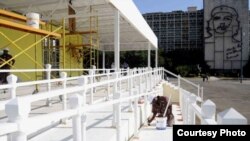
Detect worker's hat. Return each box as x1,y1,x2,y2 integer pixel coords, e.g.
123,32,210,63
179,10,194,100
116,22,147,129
3,48,9,51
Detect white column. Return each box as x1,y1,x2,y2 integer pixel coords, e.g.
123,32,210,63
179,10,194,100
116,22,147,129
114,10,120,71
45,64,52,106
114,92,121,141
7,74,18,99
113,10,120,127
88,70,94,104
69,95,82,141
201,100,216,124
6,99,31,141
155,49,158,68
78,76,88,141
60,72,67,110
102,51,105,69
148,43,151,68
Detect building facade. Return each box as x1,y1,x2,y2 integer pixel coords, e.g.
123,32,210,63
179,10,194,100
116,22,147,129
143,7,203,52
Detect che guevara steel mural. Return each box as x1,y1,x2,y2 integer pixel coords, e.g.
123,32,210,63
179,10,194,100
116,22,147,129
205,5,242,60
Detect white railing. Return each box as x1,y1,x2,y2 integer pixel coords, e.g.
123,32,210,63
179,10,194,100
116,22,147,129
163,69,203,100
0,66,164,141
179,88,247,125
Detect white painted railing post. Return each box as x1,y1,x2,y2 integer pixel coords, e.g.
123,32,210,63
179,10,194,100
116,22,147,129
7,74,18,99
139,69,142,94
78,76,88,141
106,69,110,101
60,72,67,110
92,66,96,93
149,68,152,90
69,95,82,141
119,69,122,92
217,108,247,124
133,89,139,138
45,64,52,106
133,68,137,88
201,87,204,101
112,72,119,127
162,67,164,80
178,75,181,90
114,92,121,141
88,70,94,104
183,92,189,124
201,100,216,124
198,84,200,98
188,94,196,124
128,69,133,112
127,68,130,90
6,98,31,141
145,69,148,92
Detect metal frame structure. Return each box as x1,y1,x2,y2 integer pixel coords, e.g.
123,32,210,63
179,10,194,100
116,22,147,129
0,0,158,81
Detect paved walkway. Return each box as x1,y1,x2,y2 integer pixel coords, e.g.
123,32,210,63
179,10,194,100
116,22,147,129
131,104,182,141
180,77,250,123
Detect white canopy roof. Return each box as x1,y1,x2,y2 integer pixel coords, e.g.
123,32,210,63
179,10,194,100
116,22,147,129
0,0,158,51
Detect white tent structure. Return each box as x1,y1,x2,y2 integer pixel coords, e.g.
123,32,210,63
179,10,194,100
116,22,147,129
0,0,158,69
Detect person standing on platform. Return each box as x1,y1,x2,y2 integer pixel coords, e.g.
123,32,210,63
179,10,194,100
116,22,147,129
0,48,15,84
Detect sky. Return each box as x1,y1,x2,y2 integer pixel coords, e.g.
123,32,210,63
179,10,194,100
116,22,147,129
133,0,250,14
133,0,203,13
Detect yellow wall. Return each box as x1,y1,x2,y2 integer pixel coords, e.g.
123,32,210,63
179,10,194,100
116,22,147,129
60,34,83,77
0,16,84,81
0,18,43,81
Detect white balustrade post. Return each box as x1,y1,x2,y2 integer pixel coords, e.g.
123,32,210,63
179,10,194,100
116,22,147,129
201,100,216,124
119,69,122,92
217,108,247,124
106,69,110,101
112,72,119,127
7,74,18,99
114,92,121,141
149,68,152,90
162,67,164,80
139,69,142,94
45,64,52,106
60,72,67,110
127,68,130,90
78,76,88,141
133,68,137,88
6,98,31,141
92,66,97,93
201,87,204,101
88,70,94,104
145,69,148,92
198,84,200,98
69,95,83,141
188,94,196,124
128,69,133,112
133,89,139,138
178,75,181,90
183,93,189,124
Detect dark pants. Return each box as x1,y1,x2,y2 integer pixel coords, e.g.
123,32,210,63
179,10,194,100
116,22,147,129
0,72,9,84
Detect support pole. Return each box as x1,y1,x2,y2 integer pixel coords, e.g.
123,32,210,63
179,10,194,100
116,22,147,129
102,51,105,70
148,43,151,68
114,10,120,71
155,49,158,68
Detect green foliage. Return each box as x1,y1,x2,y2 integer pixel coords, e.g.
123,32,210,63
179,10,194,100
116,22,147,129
175,65,191,77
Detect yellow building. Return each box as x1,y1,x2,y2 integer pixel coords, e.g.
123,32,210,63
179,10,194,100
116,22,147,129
0,9,98,81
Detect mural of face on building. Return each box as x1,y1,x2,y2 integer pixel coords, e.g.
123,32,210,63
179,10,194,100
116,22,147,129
205,5,241,60
212,12,233,33
206,5,240,40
